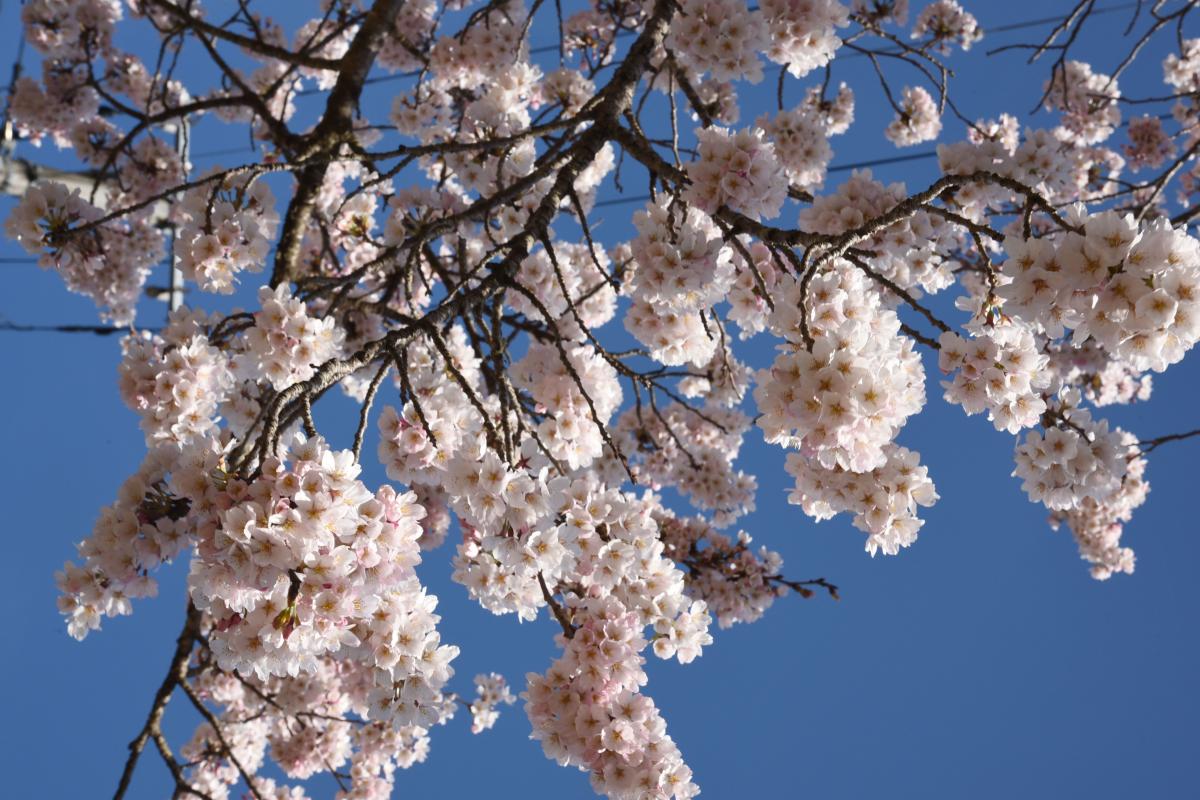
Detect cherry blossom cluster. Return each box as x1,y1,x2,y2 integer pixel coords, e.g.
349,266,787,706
885,86,943,147
1045,341,1153,408
9,65,101,148
656,511,788,628
1012,400,1148,580
678,343,754,407
996,212,1200,373
786,444,938,556
725,239,781,338
617,402,757,526
180,433,460,733
939,125,1123,208
1044,60,1121,145
666,0,768,83
178,652,461,800
376,329,487,486
55,448,190,640
21,0,121,60
937,326,1050,434
803,81,856,135
176,175,279,294
428,0,526,90
758,107,833,189
505,243,618,341
467,672,518,733
911,0,981,52
627,198,734,310
683,126,789,220
237,285,347,390
118,309,236,446
1012,406,1130,513
1122,116,1175,171
623,298,720,367
524,595,700,800
760,0,849,77
5,181,164,323
1163,38,1200,91
851,0,908,26
756,263,927,473
510,341,624,470
798,170,955,295
1049,442,1147,581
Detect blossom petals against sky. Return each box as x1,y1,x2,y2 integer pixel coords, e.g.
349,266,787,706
2,0,1200,798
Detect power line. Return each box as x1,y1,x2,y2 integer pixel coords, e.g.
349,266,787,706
0,320,142,335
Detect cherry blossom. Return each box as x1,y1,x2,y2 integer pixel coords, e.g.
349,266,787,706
12,3,1200,798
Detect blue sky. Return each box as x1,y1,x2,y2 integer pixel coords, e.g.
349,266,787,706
2,1,1198,798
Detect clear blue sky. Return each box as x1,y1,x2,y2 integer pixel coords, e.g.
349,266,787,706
2,2,1198,798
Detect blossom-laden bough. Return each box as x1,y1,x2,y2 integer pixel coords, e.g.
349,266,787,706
5,0,1200,797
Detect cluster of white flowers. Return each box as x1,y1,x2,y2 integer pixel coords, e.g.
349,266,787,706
178,654,455,800
803,82,855,135
760,0,849,77
968,113,1021,152
627,198,734,309
55,448,190,640
725,240,781,338
180,433,460,733
756,264,927,473
851,0,908,25
937,326,1050,433
616,403,758,527
377,0,438,73
683,126,789,220
5,181,164,323
21,0,121,59
786,444,938,556
799,170,955,295
666,0,768,83
524,597,704,799
541,67,597,115
376,329,486,486
885,85,943,147
9,66,101,147
1123,115,1176,171
1044,60,1121,145
911,0,981,52
624,298,719,367
1012,397,1148,580
996,212,1200,372
445,63,543,193
757,107,832,188
1045,341,1153,407
176,174,279,294
656,511,787,628
511,341,624,470
428,0,526,90
118,309,235,445
1012,408,1129,512
1163,38,1200,90
939,126,1124,208
678,343,753,407
237,285,346,390
1049,442,1148,581
467,673,518,733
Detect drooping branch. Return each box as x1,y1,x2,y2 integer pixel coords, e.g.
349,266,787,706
112,602,201,800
